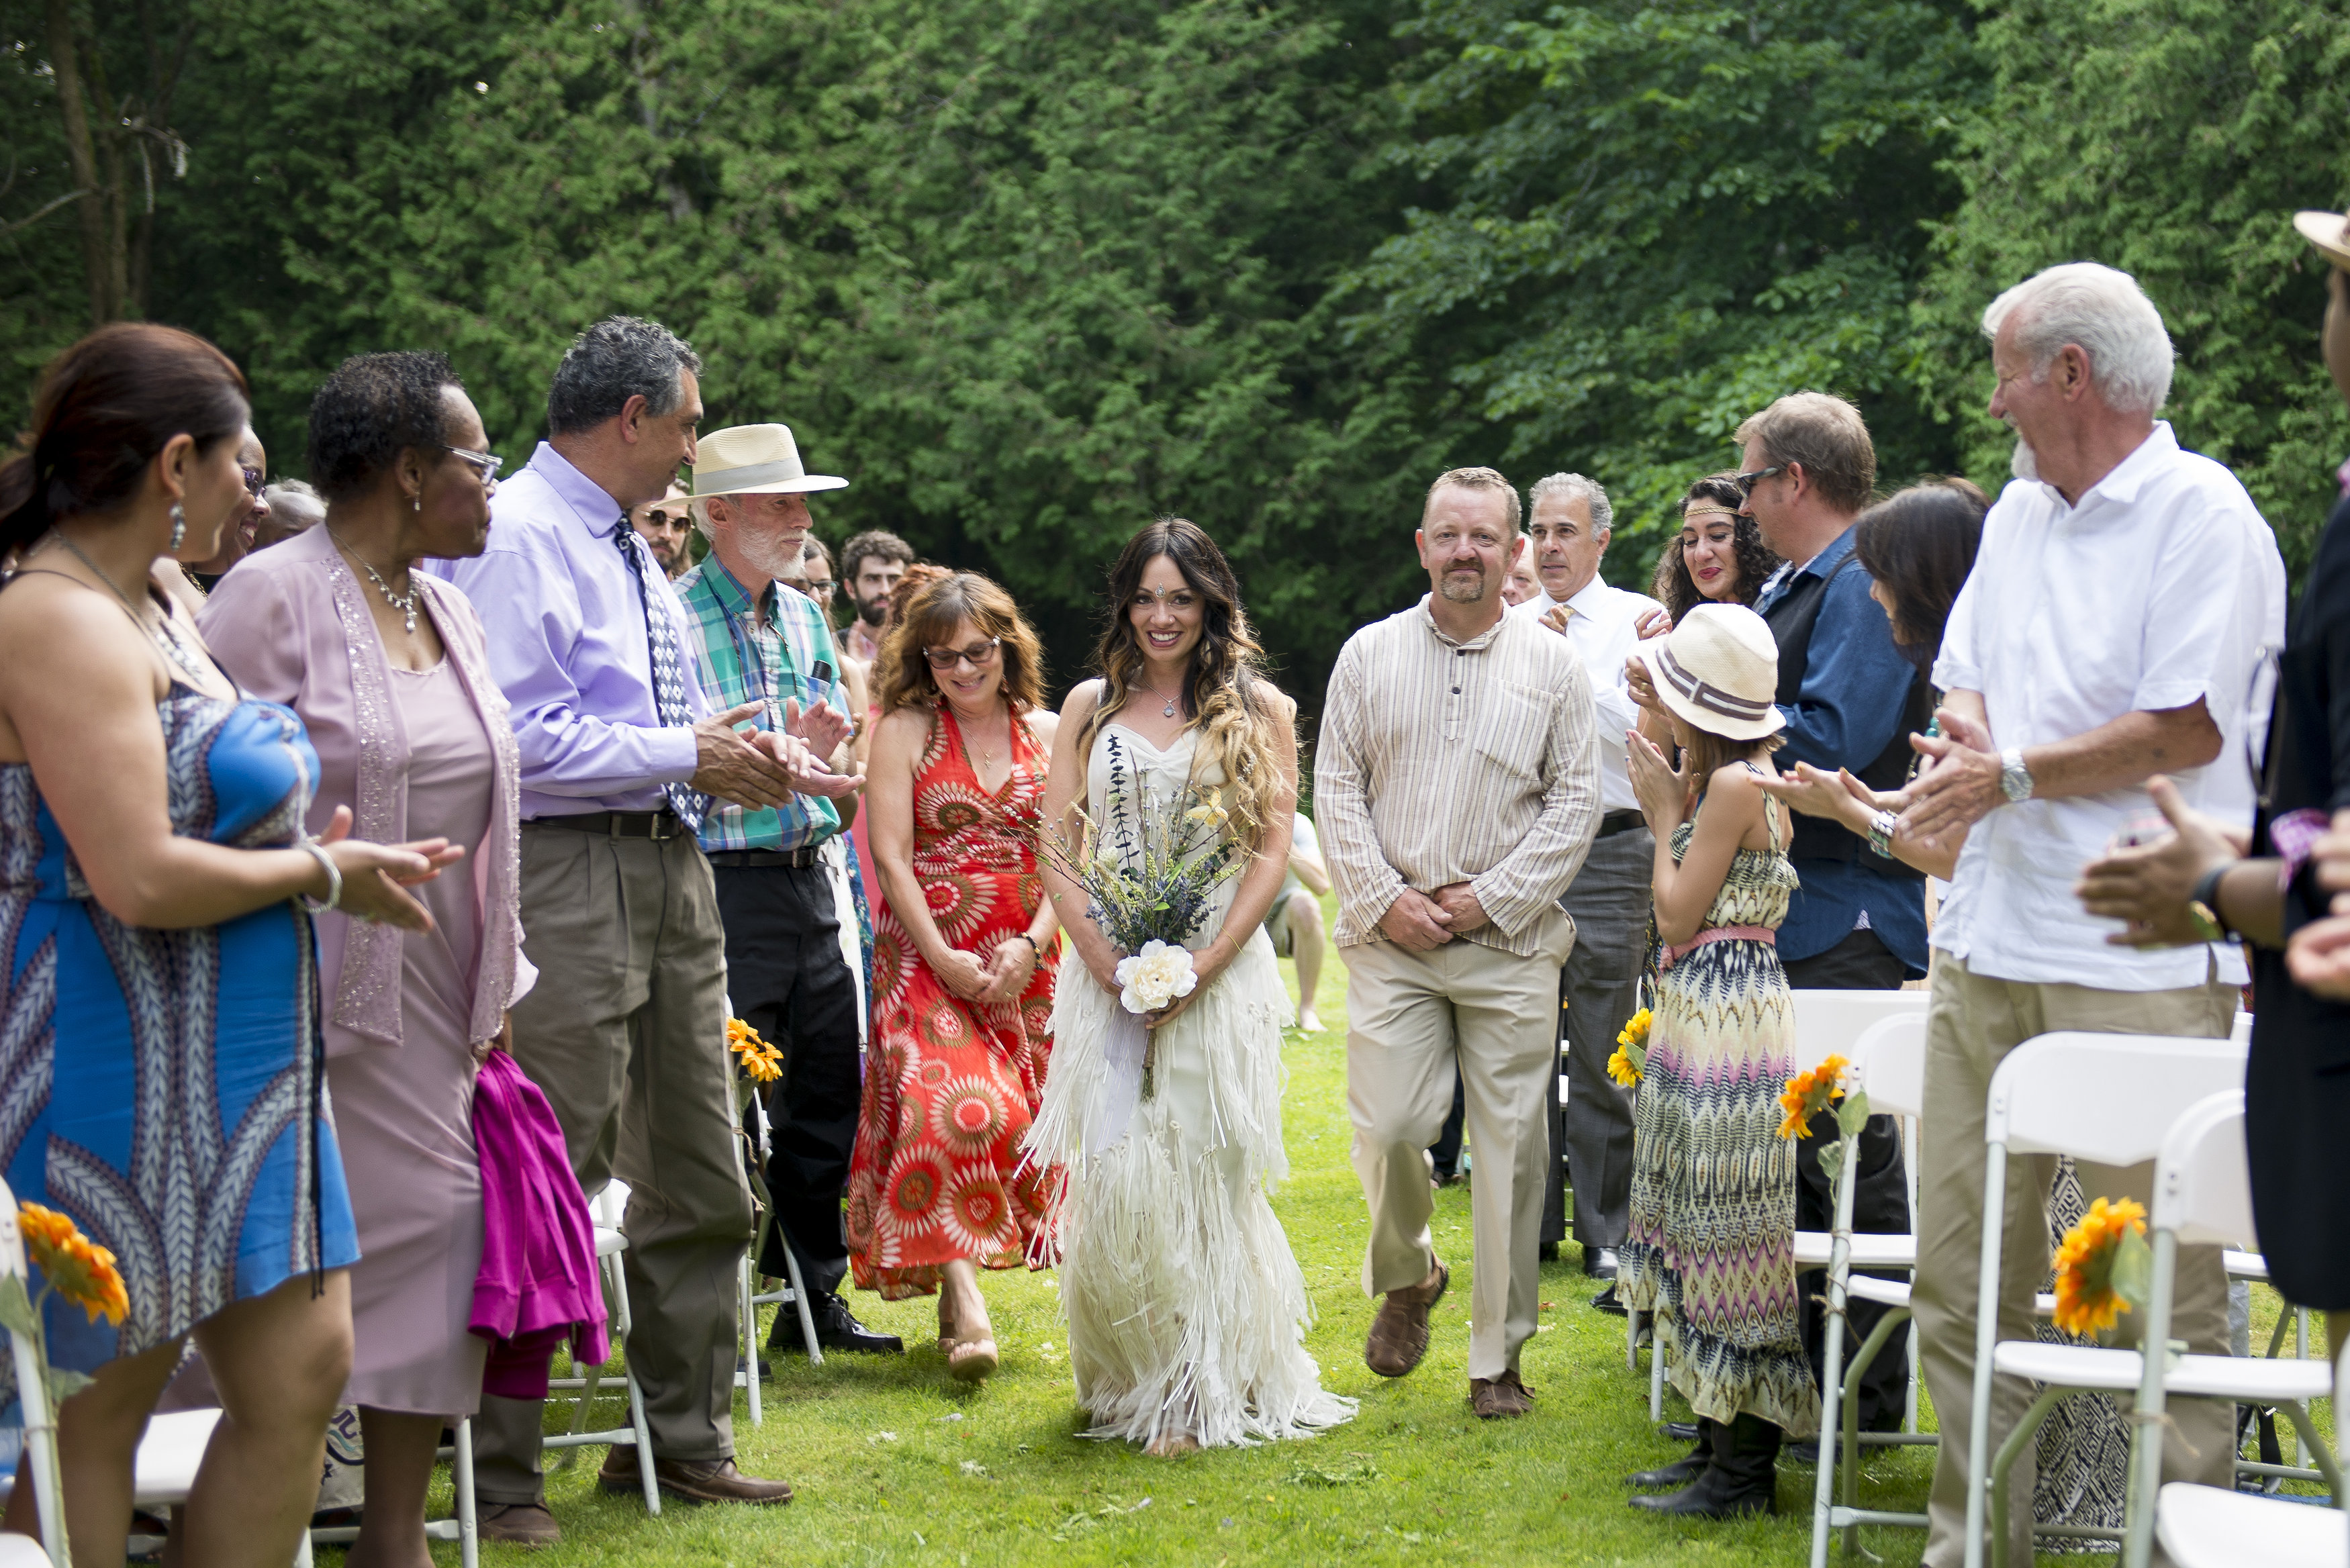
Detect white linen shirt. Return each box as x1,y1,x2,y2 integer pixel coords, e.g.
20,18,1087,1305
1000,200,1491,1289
1930,422,2287,989
1515,575,1664,814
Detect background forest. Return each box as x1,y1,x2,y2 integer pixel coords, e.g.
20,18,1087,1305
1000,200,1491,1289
5,0,2348,715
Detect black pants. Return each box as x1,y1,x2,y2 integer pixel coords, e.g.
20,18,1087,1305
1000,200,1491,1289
712,860,863,1298
1785,924,1914,1432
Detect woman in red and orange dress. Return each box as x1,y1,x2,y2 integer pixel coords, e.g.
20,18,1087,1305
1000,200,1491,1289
846,570,1060,1381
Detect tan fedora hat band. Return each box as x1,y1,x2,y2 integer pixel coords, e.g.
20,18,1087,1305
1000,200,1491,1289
1656,640,1773,722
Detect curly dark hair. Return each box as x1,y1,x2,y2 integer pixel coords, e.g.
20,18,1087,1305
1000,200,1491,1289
306,352,466,505
1651,471,1780,622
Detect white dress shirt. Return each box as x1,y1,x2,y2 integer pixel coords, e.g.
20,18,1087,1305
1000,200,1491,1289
1515,575,1665,814
1930,422,2287,989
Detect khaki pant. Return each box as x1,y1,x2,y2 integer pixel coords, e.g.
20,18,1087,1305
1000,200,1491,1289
1346,935,1558,1381
1913,955,2237,1568
473,824,756,1506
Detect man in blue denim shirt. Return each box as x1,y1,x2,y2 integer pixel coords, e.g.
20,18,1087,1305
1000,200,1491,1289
1738,393,1927,1437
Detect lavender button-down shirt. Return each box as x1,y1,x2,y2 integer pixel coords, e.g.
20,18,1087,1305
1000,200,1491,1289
430,442,707,818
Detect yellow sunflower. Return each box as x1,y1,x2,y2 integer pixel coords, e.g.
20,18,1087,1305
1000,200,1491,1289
726,1018,784,1083
19,1202,128,1326
2053,1196,2147,1338
1777,1054,1850,1140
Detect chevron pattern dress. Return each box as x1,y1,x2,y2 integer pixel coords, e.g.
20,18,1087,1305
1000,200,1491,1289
1619,777,1818,1438
0,689,358,1375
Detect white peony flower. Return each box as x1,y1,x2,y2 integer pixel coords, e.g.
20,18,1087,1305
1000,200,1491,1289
1114,938,1198,1014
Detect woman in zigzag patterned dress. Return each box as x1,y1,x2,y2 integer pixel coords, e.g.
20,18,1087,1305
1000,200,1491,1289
1618,603,1819,1521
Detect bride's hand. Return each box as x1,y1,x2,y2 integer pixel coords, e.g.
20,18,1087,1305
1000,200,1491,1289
1143,936,1229,1031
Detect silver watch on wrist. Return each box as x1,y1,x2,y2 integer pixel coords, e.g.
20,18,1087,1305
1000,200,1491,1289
1998,746,2034,804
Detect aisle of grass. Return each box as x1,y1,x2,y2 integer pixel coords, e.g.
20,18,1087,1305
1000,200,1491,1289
412,892,2322,1566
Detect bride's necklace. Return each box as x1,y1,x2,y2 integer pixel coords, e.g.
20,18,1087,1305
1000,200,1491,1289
328,528,421,634
44,530,213,685
1139,676,1184,720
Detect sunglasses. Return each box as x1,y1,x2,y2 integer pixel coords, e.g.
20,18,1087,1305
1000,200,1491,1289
1732,464,1785,487
923,638,1002,671
639,507,690,529
442,444,504,491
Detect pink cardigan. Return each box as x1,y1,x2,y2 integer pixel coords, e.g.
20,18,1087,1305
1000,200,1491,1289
199,528,534,1054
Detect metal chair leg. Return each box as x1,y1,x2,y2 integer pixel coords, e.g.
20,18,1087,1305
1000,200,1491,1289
454,1416,478,1568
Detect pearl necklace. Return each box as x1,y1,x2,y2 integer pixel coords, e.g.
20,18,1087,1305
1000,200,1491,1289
328,529,421,634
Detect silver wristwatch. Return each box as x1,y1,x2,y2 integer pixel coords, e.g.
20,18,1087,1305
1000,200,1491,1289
1998,746,2034,803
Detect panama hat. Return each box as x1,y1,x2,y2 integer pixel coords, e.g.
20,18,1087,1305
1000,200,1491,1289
1630,601,1785,742
690,423,848,497
2294,211,2350,273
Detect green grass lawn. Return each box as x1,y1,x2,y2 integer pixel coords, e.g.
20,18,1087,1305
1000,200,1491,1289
416,895,2326,1567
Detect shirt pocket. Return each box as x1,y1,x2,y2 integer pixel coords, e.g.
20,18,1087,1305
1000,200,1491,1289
1468,684,1551,782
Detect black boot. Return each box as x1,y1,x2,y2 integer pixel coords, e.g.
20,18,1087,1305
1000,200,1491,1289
1624,1418,1715,1487
1626,1412,1781,1518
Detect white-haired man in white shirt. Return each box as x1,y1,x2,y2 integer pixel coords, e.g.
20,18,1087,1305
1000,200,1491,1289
1898,262,2287,1568
1514,473,1664,1302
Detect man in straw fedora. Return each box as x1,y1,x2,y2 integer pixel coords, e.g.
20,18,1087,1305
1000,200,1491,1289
674,423,900,1358
436,318,832,1532
1893,264,2284,1568
1317,464,1600,1420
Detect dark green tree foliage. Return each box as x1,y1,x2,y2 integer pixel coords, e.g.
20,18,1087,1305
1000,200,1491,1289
1914,0,2350,572
1345,0,1988,579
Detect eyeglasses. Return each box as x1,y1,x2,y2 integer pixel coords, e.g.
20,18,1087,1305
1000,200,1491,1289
639,507,690,530
923,638,1002,671
241,466,265,499
442,445,504,491
1732,464,1786,487
806,578,835,596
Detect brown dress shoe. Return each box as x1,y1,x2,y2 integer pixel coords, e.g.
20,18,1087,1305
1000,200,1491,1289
477,1502,561,1547
1469,1370,1536,1418
1363,1260,1448,1377
599,1447,794,1505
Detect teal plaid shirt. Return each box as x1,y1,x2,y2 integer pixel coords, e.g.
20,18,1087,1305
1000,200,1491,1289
675,556,851,852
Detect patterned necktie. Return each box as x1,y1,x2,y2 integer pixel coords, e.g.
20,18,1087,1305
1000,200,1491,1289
614,520,707,832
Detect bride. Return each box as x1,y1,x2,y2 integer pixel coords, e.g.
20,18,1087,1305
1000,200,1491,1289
1029,518,1356,1456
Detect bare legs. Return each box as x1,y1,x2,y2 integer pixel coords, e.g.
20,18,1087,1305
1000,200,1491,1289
939,1258,998,1381
346,1410,444,1568
1,1333,181,1559
1286,891,1325,1033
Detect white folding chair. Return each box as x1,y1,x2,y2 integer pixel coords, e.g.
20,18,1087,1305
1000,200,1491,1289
543,1179,659,1514
1626,989,1928,1424
1961,1032,2248,1568
739,1229,823,1427
302,1419,477,1568
2159,1341,2350,1568
0,1188,64,1567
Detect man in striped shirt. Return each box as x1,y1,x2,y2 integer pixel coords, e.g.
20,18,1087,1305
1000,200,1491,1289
1317,466,1601,1420
675,424,900,1358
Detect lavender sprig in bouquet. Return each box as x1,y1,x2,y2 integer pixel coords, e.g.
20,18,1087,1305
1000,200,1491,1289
1036,732,1248,1097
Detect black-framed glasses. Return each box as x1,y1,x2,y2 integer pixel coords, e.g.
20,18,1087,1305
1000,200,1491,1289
923,637,1002,671
441,444,504,491
805,577,835,597
1733,464,1786,487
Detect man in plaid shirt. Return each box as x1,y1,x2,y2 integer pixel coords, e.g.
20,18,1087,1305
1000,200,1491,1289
676,423,900,1357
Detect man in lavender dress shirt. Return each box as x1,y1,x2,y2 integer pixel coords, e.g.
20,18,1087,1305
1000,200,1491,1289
436,317,846,1534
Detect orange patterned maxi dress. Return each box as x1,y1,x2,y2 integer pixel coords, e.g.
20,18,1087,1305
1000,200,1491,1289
845,705,1061,1299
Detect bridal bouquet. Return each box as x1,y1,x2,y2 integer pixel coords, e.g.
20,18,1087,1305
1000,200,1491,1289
1037,732,1247,1100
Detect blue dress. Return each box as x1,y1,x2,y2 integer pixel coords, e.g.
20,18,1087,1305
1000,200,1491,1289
0,686,359,1372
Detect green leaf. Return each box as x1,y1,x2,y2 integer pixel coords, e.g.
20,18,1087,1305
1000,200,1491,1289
2110,1228,2155,1322
1818,1140,1846,1188
44,1369,93,1405
0,1275,39,1340
1836,1090,1872,1140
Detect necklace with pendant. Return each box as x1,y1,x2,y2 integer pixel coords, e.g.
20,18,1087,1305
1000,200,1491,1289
1142,679,1182,718
328,529,420,634
44,531,215,685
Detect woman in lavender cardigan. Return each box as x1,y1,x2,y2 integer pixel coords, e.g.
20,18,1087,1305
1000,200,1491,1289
202,352,531,1568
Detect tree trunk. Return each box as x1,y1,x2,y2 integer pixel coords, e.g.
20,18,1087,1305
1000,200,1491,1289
44,0,117,325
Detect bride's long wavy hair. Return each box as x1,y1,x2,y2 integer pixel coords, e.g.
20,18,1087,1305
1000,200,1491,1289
1080,518,1289,843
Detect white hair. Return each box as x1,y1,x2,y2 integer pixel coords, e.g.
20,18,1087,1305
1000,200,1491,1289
1527,472,1613,537
1980,262,2174,413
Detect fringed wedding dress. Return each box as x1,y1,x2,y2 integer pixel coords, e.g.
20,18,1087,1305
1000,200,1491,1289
1025,722,1354,1450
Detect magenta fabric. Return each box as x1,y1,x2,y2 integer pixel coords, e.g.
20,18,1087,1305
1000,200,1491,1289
469,1048,610,1399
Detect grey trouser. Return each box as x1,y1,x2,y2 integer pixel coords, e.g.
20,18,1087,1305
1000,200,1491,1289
1347,935,1559,1380
1912,955,2235,1568
1549,826,1650,1249
473,823,755,1506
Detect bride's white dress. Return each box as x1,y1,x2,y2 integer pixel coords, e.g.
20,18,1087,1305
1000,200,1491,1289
1027,723,1356,1449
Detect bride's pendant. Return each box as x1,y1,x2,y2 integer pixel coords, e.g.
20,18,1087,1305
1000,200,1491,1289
1162,697,1177,718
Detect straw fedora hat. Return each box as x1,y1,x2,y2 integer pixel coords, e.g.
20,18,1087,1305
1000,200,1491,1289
1631,601,1785,742
690,423,847,498
2294,211,2350,273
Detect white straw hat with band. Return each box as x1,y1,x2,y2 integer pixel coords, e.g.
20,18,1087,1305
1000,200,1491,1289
690,422,848,497
1630,601,1785,741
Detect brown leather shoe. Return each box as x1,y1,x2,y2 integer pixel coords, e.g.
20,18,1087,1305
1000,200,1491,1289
477,1502,561,1547
598,1447,794,1505
1363,1260,1448,1377
1470,1369,1536,1418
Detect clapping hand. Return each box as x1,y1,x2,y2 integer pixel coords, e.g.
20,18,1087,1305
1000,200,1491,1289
1896,706,2003,848
783,695,855,764
1758,761,1883,826
1624,655,1665,718
1625,728,1691,832
316,804,457,932
1633,607,1672,641
1540,606,1572,638
758,725,866,799
2288,914,2350,1000
692,702,800,810
2073,776,2238,946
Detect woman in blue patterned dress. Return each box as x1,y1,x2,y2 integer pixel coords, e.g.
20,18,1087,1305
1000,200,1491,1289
0,326,452,1564
1616,603,1818,1520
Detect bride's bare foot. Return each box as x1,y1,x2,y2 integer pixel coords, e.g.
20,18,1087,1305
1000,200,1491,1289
1144,1430,1201,1458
